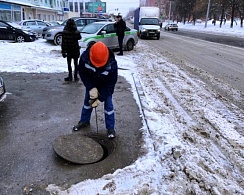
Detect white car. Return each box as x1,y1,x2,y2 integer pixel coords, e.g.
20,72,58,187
79,21,138,51
18,19,51,37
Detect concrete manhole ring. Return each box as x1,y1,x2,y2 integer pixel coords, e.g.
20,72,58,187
53,134,104,164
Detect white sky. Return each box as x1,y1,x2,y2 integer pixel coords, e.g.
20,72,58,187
1,20,244,194
102,0,140,16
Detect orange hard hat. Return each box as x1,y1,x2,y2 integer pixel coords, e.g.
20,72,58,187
89,42,109,68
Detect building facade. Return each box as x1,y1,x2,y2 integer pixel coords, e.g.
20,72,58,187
67,0,106,18
0,0,69,22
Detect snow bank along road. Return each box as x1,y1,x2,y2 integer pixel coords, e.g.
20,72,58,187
125,38,243,194
48,34,243,193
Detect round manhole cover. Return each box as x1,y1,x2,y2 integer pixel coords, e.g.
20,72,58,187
53,134,104,164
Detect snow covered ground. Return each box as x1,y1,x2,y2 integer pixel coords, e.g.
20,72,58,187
177,20,244,38
0,21,243,194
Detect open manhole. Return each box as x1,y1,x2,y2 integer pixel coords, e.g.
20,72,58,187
53,133,116,165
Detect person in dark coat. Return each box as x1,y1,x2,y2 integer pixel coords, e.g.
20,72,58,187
61,18,81,81
114,15,126,56
73,42,118,139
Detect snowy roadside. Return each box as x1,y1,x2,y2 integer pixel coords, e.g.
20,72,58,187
46,41,243,194
0,38,243,194
177,20,244,38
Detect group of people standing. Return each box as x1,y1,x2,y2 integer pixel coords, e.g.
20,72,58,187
61,15,126,139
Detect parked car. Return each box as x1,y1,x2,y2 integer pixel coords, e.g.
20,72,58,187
18,19,51,37
42,17,107,45
164,23,178,31
196,19,202,23
45,21,62,26
79,21,138,51
0,20,37,43
0,77,6,101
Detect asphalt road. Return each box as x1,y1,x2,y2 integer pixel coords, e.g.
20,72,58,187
144,30,244,109
0,73,142,194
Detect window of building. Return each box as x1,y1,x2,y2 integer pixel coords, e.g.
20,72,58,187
79,3,83,13
37,14,41,19
0,3,21,21
69,2,73,12
43,14,46,21
47,15,50,21
52,15,54,20
75,2,78,12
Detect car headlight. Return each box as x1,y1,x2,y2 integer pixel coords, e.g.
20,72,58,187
47,29,58,32
142,28,147,32
157,29,160,32
23,30,32,35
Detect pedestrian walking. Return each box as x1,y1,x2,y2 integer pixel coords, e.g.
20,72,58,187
73,42,118,139
61,18,81,82
114,14,126,56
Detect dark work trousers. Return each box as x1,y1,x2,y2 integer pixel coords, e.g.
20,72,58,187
67,56,78,79
118,35,124,55
80,89,115,130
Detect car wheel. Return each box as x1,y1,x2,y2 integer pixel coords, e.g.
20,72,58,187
16,35,25,43
125,39,134,51
54,34,62,45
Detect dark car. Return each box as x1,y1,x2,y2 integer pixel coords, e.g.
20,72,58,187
42,17,107,45
0,77,6,101
0,20,37,43
164,23,178,31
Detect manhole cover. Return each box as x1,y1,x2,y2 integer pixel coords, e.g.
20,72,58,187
53,134,104,164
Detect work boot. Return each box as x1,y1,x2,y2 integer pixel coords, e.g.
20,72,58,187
107,129,116,139
72,121,90,131
74,75,79,82
64,77,72,81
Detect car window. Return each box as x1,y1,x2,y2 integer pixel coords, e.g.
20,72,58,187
102,24,115,34
75,19,85,27
141,18,159,25
27,21,37,26
37,21,47,26
0,22,8,27
80,23,105,34
22,21,28,26
87,19,96,25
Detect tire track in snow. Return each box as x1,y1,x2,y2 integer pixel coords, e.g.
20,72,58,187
130,41,244,194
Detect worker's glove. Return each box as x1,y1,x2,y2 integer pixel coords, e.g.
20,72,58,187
89,99,100,108
89,88,98,99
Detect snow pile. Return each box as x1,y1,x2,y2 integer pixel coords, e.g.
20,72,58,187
0,31,243,194
48,42,243,194
177,20,244,38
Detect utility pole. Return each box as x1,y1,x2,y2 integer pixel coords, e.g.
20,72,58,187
205,0,211,28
